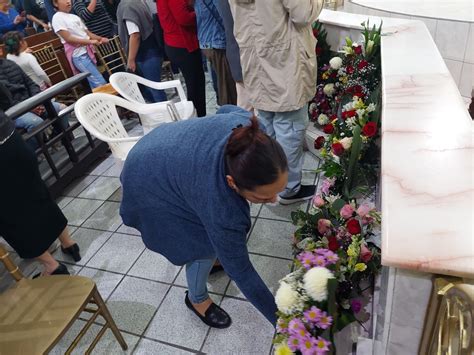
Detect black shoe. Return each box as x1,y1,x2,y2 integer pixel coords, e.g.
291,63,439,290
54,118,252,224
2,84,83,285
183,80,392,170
210,264,224,275
33,262,70,279
184,291,232,329
279,185,316,205
61,243,81,262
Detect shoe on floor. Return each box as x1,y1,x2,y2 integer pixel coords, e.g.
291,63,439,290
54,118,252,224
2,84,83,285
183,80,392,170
33,262,70,279
279,185,316,205
61,243,81,262
184,291,232,329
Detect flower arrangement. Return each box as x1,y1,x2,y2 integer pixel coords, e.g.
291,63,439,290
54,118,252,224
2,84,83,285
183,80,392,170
275,21,384,354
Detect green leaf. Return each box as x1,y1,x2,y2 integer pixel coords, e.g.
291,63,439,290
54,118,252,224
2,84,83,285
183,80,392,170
335,310,357,331
331,198,346,212
343,126,362,196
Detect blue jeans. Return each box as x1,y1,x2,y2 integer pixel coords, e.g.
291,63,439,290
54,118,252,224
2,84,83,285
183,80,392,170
258,105,309,198
186,258,216,303
136,50,167,103
72,53,107,89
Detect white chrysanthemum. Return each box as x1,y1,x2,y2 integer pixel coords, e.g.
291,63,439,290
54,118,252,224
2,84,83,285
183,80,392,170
329,56,343,70
340,137,353,150
303,267,335,302
323,83,335,97
275,282,301,314
309,102,317,112
317,113,329,125
367,103,376,112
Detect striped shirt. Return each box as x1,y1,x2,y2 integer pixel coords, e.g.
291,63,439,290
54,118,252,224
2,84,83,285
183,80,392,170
72,0,114,38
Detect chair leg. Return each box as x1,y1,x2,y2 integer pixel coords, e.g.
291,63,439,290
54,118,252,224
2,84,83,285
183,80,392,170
92,286,128,350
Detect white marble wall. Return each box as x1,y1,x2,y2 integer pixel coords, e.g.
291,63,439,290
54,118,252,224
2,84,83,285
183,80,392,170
342,1,473,101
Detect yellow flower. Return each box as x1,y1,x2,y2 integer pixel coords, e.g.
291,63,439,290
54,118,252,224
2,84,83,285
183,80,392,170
355,263,367,272
322,72,330,80
347,245,357,257
275,342,294,355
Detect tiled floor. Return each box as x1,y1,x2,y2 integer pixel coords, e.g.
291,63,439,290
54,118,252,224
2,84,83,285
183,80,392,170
46,150,320,355
1,73,324,355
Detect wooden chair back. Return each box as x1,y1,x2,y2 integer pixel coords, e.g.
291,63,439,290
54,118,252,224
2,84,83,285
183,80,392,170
94,35,127,77
32,44,68,84
0,244,24,282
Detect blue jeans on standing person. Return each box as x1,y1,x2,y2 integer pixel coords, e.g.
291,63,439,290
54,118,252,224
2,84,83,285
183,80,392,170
186,258,216,303
136,37,167,103
258,104,309,198
72,53,107,89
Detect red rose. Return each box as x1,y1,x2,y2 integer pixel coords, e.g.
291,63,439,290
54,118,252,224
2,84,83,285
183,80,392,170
346,85,364,97
323,124,334,134
327,236,339,251
314,136,326,150
346,65,355,74
353,45,362,55
358,60,369,70
331,142,345,156
360,243,373,262
311,110,318,120
342,109,357,120
330,71,337,78
362,122,378,137
330,114,337,122
346,218,361,235
313,29,319,38
316,46,323,56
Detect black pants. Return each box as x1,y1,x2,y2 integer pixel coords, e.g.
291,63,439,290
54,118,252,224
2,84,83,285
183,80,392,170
165,45,206,117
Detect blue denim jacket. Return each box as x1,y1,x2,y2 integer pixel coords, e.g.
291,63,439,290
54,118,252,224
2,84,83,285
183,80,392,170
195,0,226,50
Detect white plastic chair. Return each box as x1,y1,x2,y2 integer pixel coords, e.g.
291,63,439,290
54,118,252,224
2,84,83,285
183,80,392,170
74,93,176,160
109,72,195,133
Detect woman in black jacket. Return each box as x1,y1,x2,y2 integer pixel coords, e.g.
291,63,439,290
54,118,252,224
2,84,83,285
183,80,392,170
0,103,81,276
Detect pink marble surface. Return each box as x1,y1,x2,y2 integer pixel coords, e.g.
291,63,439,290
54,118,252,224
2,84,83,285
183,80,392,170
317,10,474,277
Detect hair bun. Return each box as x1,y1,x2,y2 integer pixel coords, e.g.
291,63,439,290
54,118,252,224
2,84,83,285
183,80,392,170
226,116,261,157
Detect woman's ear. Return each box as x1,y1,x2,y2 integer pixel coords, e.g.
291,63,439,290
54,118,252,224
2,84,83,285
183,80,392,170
226,175,238,191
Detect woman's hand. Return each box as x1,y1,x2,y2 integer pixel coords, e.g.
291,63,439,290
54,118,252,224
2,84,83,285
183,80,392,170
99,37,109,44
127,58,136,72
42,23,50,31
14,15,26,24
89,39,100,45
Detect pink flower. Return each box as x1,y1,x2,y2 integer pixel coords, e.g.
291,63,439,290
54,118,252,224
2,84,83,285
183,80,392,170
324,250,339,264
321,178,335,195
317,219,332,235
351,299,362,313
314,337,331,353
356,204,372,217
288,318,305,335
314,255,327,267
312,195,325,208
316,312,333,329
297,251,315,270
288,335,302,352
340,204,355,219
360,243,373,262
276,318,289,334
304,306,323,324
300,336,321,354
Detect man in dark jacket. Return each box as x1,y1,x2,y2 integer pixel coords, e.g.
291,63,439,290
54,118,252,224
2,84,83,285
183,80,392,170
0,58,68,133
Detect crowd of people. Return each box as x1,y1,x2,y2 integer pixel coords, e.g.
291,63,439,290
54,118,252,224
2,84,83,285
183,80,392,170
0,0,325,332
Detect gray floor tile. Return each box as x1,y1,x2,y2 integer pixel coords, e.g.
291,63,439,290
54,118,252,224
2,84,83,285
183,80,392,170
226,254,292,298
50,320,138,355
78,267,124,299
63,175,98,197
86,233,145,274
102,160,124,177
134,338,195,355
247,219,294,259
55,228,112,266
82,201,122,232
78,176,122,200
259,201,308,222
87,156,115,176
174,266,230,296
202,298,274,355
128,249,181,283
250,203,262,217
106,276,170,334
62,198,104,226
56,196,73,209
108,187,123,202
144,286,213,350
303,151,320,170
117,224,140,236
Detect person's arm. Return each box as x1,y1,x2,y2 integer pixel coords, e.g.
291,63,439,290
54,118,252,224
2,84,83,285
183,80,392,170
11,61,41,96
26,14,50,31
85,29,108,43
0,9,23,32
168,0,196,27
73,0,96,21
207,223,277,325
57,29,100,45
281,0,323,26
27,53,52,86
127,33,140,72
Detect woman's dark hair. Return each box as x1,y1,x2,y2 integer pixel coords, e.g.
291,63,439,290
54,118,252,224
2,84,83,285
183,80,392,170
3,31,24,56
225,116,288,191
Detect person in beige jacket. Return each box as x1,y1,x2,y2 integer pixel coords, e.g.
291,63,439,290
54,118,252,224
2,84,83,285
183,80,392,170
228,0,323,205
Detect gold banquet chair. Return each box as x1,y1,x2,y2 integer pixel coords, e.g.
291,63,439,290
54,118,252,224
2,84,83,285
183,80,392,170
0,244,127,354
94,35,127,77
